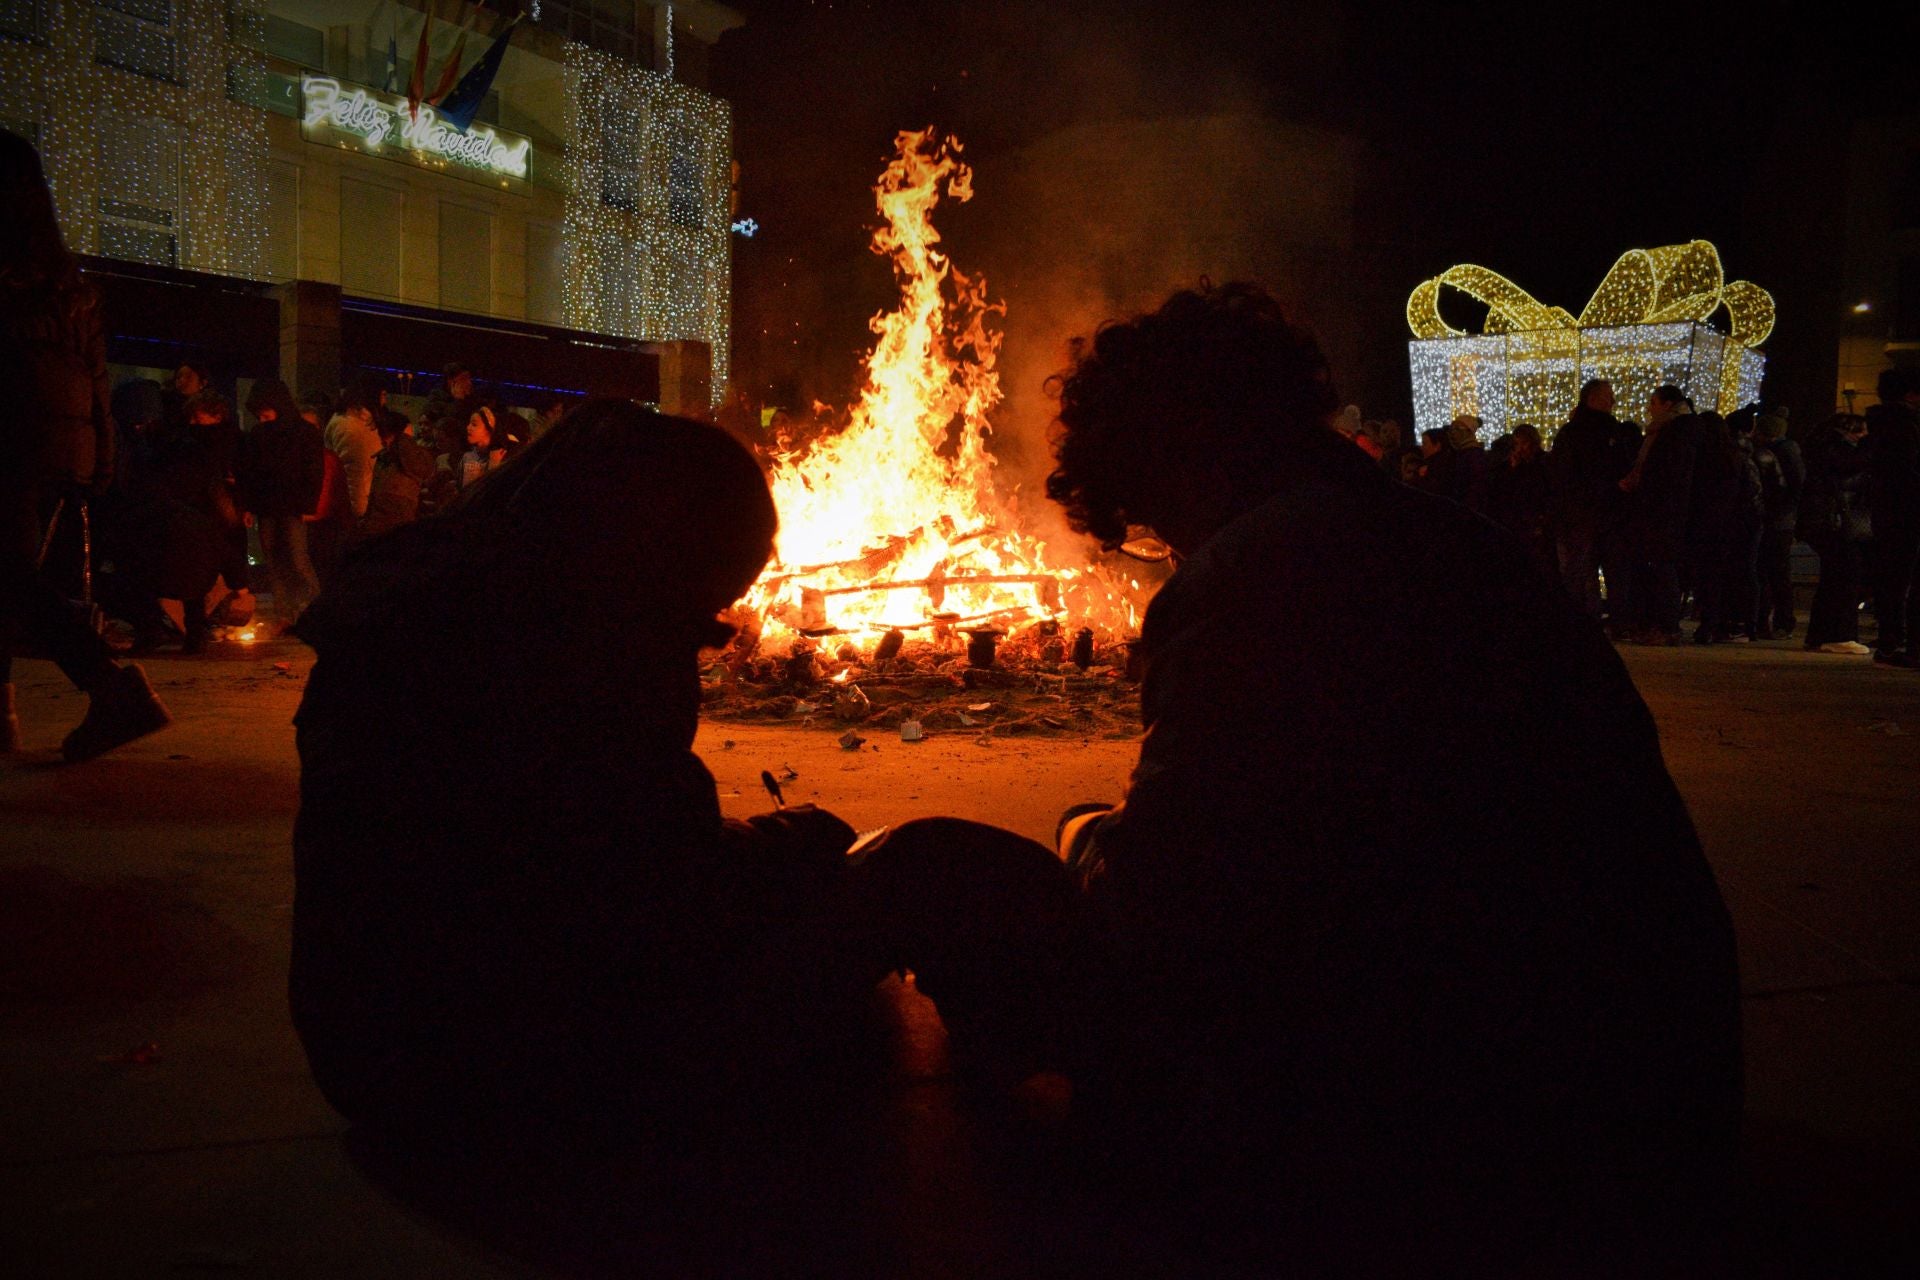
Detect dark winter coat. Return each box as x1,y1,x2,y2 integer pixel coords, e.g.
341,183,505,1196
1487,452,1555,550
1760,438,1804,533
1070,444,1740,1232
1549,406,1631,530
1,279,114,489
1866,400,1920,534
353,433,437,545
236,417,326,518
1800,428,1872,543
288,409,866,1144
1625,417,1697,561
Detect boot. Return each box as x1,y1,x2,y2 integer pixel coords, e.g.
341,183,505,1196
2,683,19,753
61,664,172,762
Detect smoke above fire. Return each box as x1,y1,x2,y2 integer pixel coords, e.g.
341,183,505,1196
737,129,1148,655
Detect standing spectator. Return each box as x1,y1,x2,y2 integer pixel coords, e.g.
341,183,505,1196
1866,366,1920,667
236,378,325,631
298,389,332,429
1685,413,1742,643
305,430,353,585
98,379,224,654
423,363,475,454
351,409,437,547
1487,423,1556,581
184,391,252,618
530,392,570,442
324,381,383,521
162,361,210,431
1800,414,1873,654
1552,379,1634,626
0,129,171,760
1620,387,1696,645
456,402,525,490
1446,413,1490,514
1751,410,1803,638
1412,428,1453,497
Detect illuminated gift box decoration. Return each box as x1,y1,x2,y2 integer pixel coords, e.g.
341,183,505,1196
1406,241,1773,443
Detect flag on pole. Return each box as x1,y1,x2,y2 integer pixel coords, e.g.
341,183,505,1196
406,8,433,118
439,16,522,133
425,24,472,108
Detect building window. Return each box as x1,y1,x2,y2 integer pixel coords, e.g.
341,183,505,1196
340,177,403,300
1,0,48,44
541,0,639,62
95,0,180,83
666,136,702,228
600,115,642,212
439,201,493,316
97,115,181,266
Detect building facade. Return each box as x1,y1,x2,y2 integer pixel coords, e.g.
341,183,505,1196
0,0,739,407
1837,113,1920,413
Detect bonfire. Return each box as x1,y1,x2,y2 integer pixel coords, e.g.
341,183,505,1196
734,128,1149,661
709,129,1152,739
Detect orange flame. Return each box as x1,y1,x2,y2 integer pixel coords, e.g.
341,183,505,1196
744,128,1145,650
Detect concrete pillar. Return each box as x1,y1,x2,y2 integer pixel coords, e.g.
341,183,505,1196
275,280,343,398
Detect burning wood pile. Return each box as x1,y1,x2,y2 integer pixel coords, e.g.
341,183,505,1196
706,128,1153,738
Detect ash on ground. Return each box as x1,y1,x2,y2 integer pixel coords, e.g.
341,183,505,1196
701,630,1142,740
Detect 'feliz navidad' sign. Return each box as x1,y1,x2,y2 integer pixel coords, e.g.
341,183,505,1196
300,75,531,186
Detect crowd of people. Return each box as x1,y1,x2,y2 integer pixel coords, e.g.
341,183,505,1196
1335,368,1920,664
2,119,569,759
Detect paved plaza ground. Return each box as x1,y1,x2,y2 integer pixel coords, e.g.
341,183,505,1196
2,636,1917,1276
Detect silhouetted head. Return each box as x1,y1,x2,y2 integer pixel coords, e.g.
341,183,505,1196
0,130,71,285
1878,366,1920,408
1045,281,1342,555
1577,379,1614,415
447,400,777,645
246,378,303,426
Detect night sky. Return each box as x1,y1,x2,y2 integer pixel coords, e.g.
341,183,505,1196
713,0,1886,423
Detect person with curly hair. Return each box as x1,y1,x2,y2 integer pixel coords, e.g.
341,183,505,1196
858,282,1740,1269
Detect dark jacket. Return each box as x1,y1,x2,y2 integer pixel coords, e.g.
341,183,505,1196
1866,400,1920,533
1,279,114,489
1800,428,1872,544
1548,406,1630,530
236,417,326,518
1760,437,1804,533
1625,417,1697,561
1072,447,1740,1231
353,433,437,544
1486,452,1555,551
288,414,859,1142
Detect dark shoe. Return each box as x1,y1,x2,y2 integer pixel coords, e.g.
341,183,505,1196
1873,650,1920,669
61,665,172,762
1692,629,1716,645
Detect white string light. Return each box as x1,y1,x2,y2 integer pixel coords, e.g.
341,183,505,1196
560,38,731,402
0,0,267,277
1407,241,1772,440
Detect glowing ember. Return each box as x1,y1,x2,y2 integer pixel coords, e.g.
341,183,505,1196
740,128,1146,655
238,630,257,643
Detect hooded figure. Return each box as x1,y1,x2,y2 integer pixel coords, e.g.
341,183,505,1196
289,402,876,1146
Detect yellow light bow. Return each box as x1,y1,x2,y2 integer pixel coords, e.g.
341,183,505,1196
1407,240,1774,348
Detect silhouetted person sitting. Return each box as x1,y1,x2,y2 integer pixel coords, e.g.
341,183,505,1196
859,283,1741,1270
290,402,876,1151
